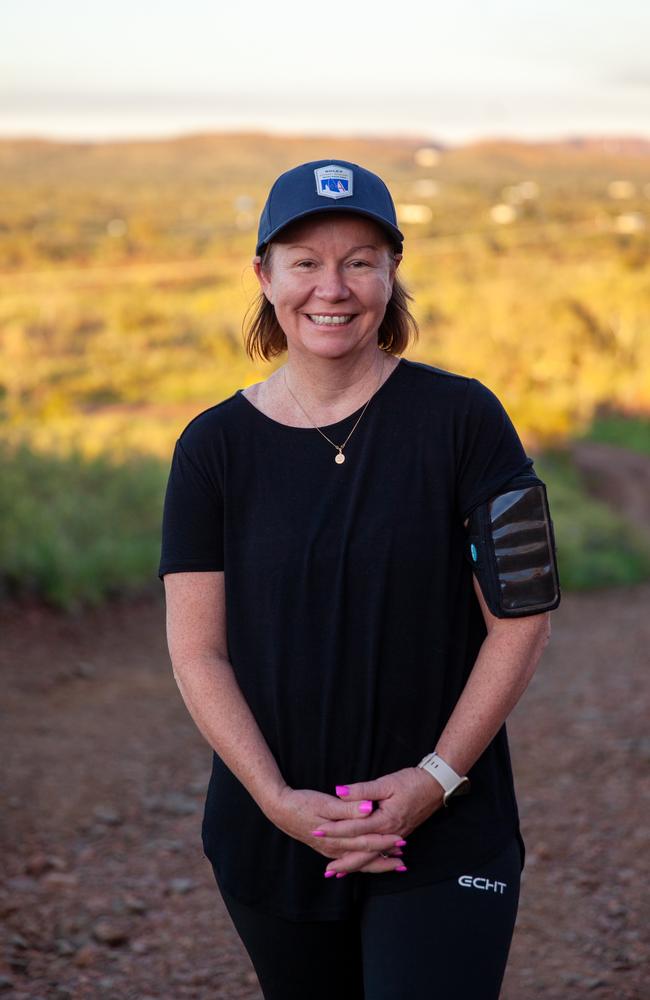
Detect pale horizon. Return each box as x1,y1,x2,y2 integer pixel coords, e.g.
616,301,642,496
2,0,649,144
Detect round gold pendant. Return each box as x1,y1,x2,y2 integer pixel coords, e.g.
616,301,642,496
335,452,345,464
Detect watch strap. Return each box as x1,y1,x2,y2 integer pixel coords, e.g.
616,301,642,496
417,752,469,801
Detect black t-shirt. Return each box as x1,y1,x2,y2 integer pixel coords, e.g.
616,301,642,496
158,357,539,921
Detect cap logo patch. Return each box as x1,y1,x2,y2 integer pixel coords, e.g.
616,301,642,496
314,164,354,200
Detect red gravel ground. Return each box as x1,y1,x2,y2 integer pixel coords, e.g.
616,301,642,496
1,442,648,999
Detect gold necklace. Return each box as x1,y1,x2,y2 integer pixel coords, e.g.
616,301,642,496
282,355,387,464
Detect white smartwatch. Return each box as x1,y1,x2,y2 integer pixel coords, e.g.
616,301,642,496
417,751,471,807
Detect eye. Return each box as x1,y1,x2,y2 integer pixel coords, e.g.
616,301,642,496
349,259,371,269
294,260,316,269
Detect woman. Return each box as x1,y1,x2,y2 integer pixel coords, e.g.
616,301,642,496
158,158,561,999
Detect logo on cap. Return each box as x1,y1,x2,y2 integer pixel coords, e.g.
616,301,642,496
314,164,354,200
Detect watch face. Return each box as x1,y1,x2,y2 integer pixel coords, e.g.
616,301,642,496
445,777,471,803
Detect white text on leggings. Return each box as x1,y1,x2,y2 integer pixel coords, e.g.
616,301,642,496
458,876,507,893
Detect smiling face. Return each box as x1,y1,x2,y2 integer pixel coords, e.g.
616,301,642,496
253,213,401,361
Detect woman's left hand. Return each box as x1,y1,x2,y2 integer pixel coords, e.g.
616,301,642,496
314,767,445,877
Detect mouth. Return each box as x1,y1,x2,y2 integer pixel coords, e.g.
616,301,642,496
305,314,356,327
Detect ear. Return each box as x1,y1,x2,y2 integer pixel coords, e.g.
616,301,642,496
253,255,274,303
386,252,402,301
388,252,402,277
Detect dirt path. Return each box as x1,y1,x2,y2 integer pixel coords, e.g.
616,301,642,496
1,443,649,999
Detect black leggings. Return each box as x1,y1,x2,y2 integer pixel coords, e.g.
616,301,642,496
215,834,522,1000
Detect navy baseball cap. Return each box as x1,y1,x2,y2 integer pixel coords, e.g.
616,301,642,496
255,159,404,256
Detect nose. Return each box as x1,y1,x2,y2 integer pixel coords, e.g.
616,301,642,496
314,264,351,302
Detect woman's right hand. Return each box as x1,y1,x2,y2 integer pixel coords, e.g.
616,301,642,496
266,786,406,866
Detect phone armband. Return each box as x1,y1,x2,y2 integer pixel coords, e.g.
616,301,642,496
464,474,561,618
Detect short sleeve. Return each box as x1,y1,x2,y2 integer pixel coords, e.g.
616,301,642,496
158,438,224,580
456,378,535,522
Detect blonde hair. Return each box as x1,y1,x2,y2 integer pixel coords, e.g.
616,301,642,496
242,237,419,363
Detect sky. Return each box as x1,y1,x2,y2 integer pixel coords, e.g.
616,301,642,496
2,0,649,143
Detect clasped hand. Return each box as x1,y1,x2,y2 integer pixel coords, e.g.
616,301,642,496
268,767,444,877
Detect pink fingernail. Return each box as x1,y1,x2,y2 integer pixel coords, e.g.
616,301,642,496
395,865,408,872
336,872,347,878
358,800,373,814
395,839,407,846
324,870,336,878
336,785,350,796
312,830,325,837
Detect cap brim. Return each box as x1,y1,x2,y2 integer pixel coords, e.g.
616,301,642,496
256,205,404,256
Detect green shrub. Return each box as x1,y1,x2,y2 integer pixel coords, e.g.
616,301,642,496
0,440,168,610
580,413,650,456
534,449,650,590
1,439,648,611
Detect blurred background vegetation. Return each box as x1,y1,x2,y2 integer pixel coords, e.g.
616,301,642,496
1,133,649,609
